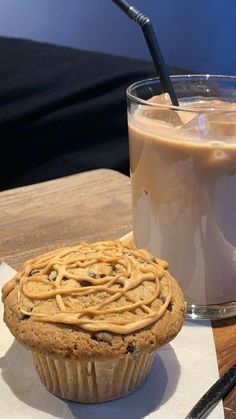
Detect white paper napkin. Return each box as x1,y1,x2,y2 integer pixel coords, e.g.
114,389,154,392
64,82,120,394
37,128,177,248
0,262,224,419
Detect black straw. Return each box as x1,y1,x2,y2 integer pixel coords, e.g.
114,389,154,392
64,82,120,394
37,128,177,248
185,363,236,419
112,0,179,106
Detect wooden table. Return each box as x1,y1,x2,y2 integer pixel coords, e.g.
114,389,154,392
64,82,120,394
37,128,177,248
1,169,235,417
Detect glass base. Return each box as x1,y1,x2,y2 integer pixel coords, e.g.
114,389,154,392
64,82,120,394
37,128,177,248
186,301,236,320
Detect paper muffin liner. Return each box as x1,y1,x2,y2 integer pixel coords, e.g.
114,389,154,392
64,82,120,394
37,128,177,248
32,350,155,403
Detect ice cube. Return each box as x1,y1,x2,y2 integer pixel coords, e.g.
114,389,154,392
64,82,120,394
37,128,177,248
179,113,210,138
148,93,172,105
140,93,182,127
180,111,236,139
207,112,236,137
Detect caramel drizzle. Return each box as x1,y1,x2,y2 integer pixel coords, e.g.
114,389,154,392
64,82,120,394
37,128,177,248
6,241,172,334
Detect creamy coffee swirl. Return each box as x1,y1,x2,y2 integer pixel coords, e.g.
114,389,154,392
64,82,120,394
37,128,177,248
2,241,172,334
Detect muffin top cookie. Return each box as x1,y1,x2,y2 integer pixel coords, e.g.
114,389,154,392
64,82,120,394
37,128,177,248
2,240,185,360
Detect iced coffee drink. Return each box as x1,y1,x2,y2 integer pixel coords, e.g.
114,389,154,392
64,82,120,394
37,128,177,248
127,76,236,318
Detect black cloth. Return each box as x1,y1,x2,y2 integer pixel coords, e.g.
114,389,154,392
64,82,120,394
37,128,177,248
0,37,185,191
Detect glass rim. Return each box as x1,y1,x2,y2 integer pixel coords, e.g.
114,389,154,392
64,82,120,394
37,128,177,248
126,74,236,113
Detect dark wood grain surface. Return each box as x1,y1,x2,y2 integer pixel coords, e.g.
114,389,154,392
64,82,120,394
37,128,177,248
0,169,235,417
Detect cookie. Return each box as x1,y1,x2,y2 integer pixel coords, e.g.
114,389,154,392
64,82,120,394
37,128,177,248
2,239,185,402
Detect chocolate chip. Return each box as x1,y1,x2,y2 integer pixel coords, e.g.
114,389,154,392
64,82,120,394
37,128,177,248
18,306,32,320
89,272,97,279
144,190,148,195
18,312,27,320
93,332,112,343
167,303,173,312
127,343,135,353
100,273,106,278
80,280,91,287
29,269,40,276
159,295,166,303
127,343,140,357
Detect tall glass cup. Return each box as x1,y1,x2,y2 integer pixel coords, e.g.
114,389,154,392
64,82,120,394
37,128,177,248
127,75,236,320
